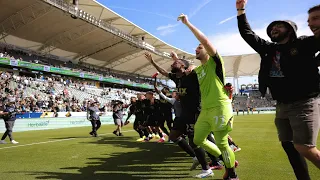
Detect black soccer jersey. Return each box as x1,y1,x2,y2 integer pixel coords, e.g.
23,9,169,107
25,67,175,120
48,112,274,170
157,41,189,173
159,94,173,116
143,99,162,121
169,71,201,123
134,100,146,120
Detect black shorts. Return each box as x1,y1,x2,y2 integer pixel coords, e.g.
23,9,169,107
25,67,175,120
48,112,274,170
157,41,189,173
172,117,185,131
163,112,173,121
147,120,160,126
180,112,199,125
156,114,166,125
133,118,144,126
146,116,160,127
172,117,195,135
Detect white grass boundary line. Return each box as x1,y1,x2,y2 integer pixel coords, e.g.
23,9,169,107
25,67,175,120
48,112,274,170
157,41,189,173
0,130,135,150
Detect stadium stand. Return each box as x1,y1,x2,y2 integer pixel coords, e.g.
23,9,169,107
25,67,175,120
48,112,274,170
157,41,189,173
0,70,141,114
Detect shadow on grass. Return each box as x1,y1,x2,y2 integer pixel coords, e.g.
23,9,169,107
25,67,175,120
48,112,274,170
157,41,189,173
8,135,224,180
10,136,186,180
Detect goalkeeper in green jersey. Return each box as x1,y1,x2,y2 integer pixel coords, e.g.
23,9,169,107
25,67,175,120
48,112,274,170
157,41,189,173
178,14,238,180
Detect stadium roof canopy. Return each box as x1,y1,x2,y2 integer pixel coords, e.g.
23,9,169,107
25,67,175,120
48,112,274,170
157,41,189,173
0,0,260,78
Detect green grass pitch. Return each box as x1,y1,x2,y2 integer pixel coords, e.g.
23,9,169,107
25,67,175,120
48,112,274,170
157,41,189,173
0,114,319,180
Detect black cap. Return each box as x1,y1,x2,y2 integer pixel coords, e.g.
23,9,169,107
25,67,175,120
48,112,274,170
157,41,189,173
267,20,298,39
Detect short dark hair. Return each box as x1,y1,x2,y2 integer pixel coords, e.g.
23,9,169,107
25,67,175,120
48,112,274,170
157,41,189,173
179,59,190,69
308,4,320,14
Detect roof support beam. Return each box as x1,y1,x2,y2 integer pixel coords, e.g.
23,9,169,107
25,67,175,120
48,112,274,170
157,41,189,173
137,60,169,74
98,7,104,20
129,27,136,35
152,40,158,45
107,50,144,69
102,17,121,23
78,40,124,62
131,32,148,37
111,23,134,27
38,24,97,53
72,37,120,60
232,55,243,78
153,44,166,48
132,57,167,74
0,2,53,41
78,3,101,8
100,48,140,67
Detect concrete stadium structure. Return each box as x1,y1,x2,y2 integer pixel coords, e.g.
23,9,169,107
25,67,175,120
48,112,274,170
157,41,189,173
0,0,260,79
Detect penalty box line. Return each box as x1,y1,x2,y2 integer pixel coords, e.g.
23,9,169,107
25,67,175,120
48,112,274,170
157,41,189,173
0,130,135,150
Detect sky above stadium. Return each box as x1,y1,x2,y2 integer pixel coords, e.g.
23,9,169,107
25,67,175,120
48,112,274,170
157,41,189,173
98,0,318,87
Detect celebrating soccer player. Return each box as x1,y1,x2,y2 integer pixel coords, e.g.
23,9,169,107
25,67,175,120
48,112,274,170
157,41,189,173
178,13,239,179
145,51,230,178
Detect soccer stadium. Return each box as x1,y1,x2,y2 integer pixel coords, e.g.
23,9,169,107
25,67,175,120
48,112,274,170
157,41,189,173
0,0,319,180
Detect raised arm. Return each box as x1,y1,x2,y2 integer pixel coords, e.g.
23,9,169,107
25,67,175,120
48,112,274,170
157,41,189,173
159,91,175,105
236,0,269,54
178,14,216,56
154,81,175,105
144,52,169,77
170,51,179,61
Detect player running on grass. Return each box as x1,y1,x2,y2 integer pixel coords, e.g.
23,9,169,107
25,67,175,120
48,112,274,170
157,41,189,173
143,91,167,143
178,14,239,180
145,52,227,178
124,96,150,142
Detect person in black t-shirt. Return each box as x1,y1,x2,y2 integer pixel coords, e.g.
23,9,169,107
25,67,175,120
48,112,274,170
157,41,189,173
237,0,320,176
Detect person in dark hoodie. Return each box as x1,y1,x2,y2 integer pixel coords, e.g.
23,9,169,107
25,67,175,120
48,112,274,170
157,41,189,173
236,0,320,179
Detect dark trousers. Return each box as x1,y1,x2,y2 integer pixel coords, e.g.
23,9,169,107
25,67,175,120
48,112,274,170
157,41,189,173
133,119,149,138
164,113,173,130
90,120,101,134
1,121,15,141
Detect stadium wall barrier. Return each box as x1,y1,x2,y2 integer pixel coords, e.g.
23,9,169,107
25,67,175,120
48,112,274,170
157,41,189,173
15,112,120,119
1,111,276,132
0,113,135,132
234,111,275,115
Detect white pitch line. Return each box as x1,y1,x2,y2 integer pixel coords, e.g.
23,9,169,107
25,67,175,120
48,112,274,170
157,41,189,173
0,130,135,150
